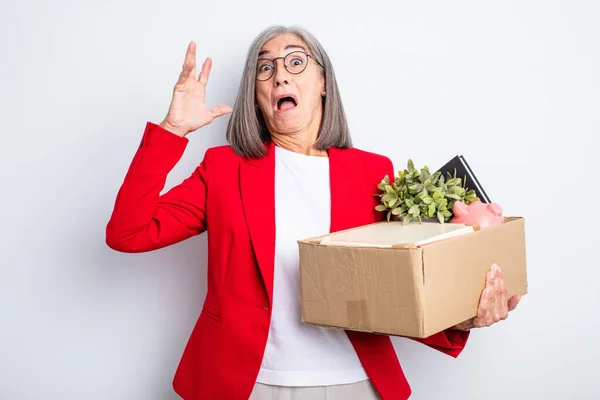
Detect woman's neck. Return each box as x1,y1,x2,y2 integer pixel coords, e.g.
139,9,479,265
271,134,326,157
269,115,327,157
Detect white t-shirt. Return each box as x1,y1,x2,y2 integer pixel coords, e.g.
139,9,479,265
256,145,368,386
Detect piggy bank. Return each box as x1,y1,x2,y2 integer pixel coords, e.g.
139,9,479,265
451,200,504,229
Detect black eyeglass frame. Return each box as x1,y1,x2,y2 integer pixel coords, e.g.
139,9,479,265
255,50,324,81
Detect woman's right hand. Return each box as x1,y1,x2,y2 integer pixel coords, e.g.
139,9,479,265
159,41,233,137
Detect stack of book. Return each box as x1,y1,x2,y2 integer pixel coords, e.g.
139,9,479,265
436,155,491,204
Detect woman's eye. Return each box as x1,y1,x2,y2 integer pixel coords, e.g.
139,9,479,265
259,64,273,72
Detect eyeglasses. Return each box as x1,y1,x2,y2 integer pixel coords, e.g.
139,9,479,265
256,51,323,81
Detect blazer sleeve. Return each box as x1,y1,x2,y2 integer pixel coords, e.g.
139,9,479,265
373,154,471,357
410,329,470,358
105,122,210,253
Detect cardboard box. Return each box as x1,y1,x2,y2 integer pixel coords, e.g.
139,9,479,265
297,217,528,338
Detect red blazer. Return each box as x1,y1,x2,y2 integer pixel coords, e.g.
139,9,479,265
106,122,469,400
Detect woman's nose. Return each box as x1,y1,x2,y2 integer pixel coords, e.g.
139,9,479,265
273,59,290,86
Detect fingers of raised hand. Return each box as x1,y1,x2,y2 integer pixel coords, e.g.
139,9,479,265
175,42,196,91
198,57,212,86
177,41,197,87
210,104,234,119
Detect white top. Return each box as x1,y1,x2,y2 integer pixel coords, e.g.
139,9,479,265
256,145,368,386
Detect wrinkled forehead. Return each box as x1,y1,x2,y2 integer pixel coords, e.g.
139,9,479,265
258,34,310,58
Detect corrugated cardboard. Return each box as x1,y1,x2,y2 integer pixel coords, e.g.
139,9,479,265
297,217,528,338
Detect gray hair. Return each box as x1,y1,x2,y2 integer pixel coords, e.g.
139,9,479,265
226,25,352,158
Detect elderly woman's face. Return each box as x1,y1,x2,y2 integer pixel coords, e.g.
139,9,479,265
255,34,325,136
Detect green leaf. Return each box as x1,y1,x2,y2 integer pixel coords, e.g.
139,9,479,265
382,194,396,203
446,178,459,187
413,192,423,203
445,193,461,200
385,185,395,194
387,210,392,222
432,189,443,200
409,205,420,216
375,204,387,212
428,202,436,217
464,194,479,203
384,175,389,184
437,211,445,223
417,215,423,224
377,182,386,191
422,196,433,205
441,210,452,218
405,198,415,208
388,198,398,207
403,214,413,225
407,159,415,173
392,207,404,215
409,184,423,194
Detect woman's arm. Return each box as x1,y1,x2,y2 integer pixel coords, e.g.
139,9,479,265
105,122,211,253
106,41,232,253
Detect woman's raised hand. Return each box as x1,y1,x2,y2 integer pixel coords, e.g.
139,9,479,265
159,41,233,137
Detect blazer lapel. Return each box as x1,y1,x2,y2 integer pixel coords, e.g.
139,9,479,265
328,147,364,233
240,142,276,307
240,143,366,307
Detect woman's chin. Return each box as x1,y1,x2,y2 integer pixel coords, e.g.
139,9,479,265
268,117,307,134
271,126,303,136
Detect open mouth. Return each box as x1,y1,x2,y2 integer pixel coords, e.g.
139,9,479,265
276,96,298,111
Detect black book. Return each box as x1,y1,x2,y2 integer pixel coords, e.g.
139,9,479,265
436,155,491,204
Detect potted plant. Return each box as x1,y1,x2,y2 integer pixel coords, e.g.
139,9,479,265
375,159,480,224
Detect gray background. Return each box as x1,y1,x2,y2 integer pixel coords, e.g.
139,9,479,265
1,0,598,399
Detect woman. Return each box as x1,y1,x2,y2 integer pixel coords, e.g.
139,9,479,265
106,25,520,400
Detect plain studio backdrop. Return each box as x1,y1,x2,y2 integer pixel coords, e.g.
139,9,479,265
1,0,598,399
